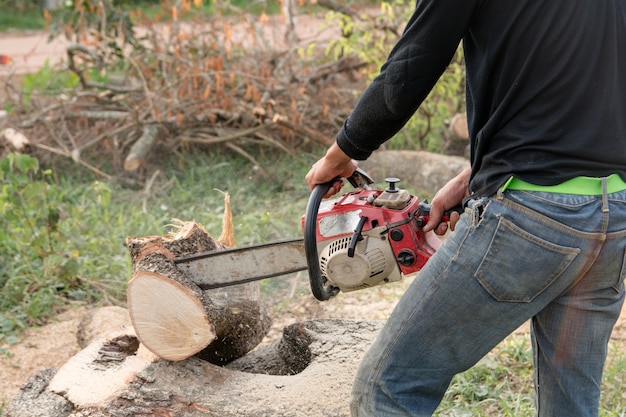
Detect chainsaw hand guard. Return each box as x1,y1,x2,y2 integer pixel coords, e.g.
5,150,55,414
304,181,340,301
304,169,376,301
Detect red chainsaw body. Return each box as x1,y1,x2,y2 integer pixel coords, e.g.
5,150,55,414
302,186,436,292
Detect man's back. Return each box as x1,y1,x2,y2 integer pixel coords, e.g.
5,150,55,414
466,0,626,195
333,0,625,195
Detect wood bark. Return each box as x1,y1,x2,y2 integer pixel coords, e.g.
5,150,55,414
442,113,469,157
125,194,271,363
6,316,382,417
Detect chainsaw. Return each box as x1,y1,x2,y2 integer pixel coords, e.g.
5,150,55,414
175,169,455,301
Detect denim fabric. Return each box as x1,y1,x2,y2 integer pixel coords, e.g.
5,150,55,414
350,188,626,417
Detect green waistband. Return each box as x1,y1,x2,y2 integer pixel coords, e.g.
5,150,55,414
501,174,626,195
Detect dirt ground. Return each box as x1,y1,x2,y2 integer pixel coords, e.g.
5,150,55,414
0,30,69,76
0,275,410,406
0,7,342,77
1,275,625,408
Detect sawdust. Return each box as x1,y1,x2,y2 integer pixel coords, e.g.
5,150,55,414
0,276,409,408
0,306,87,407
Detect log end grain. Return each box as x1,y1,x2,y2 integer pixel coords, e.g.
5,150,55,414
127,271,216,361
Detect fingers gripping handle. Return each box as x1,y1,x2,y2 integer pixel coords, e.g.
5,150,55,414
304,181,340,301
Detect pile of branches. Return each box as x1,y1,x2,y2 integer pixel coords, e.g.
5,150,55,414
1,2,383,181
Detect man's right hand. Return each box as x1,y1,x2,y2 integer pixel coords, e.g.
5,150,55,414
422,166,471,235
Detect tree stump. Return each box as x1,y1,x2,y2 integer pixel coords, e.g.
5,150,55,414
6,317,383,417
126,193,271,363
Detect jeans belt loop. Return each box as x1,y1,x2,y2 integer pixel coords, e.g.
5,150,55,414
602,177,609,213
500,174,626,195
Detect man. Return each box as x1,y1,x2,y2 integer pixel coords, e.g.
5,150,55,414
305,1,626,416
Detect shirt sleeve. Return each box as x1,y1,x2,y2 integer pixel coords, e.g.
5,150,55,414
336,0,479,160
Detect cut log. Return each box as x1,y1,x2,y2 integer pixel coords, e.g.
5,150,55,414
123,123,162,171
126,194,271,363
77,306,131,349
6,317,383,417
127,265,216,361
1,128,30,151
442,113,469,157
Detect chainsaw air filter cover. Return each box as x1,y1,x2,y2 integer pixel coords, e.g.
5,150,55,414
318,234,400,291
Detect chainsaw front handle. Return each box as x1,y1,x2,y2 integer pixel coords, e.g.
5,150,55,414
304,169,373,301
304,181,340,301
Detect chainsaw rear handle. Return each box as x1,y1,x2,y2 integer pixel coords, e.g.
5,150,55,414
304,169,373,301
416,202,464,227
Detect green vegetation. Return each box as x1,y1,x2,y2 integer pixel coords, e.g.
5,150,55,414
325,0,465,152
436,336,535,416
0,0,375,32
0,150,315,353
436,336,626,416
0,7,45,31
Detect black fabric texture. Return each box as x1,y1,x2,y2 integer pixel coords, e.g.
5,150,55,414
335,0,626,197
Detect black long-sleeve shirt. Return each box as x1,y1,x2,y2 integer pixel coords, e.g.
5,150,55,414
336,0,626,197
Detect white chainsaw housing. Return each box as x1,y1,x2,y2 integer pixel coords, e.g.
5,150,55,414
317,229,402,292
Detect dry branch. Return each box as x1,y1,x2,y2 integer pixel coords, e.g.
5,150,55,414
0,128,30,151
2,9,373,177
123,124,162,171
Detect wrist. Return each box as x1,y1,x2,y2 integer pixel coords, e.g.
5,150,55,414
324,143,352,169
454,166,471,197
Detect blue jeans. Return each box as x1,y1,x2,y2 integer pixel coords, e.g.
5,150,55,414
351,187,626,417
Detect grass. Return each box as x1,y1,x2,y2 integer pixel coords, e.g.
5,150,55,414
0,6,46,31
0,149,317,347
436,335,535,416
0,0,272,32
435,335,626,416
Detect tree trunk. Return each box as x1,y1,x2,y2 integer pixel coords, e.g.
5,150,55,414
442,113,469,157
1,128,30,151
125,194,271,363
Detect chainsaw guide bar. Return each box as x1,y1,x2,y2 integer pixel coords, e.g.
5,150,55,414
174,238,308,289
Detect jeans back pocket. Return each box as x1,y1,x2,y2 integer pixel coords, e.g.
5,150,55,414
474,216,580,302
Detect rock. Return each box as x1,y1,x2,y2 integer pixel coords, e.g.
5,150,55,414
360,150,469,197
